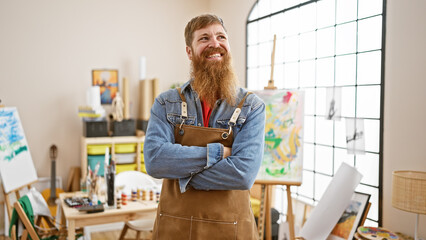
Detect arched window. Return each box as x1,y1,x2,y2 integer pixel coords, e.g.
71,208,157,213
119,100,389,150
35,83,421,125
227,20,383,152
247,0,385,226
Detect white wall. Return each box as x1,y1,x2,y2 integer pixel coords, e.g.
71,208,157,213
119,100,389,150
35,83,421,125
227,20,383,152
383,0,426,237
0,0,206,199
1,0,425,238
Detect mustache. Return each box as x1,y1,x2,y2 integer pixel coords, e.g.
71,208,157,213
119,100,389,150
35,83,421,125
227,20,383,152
200,47,227,58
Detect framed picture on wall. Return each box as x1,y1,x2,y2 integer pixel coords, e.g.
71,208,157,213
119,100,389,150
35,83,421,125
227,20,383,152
92,69,119,104
327,192,371,240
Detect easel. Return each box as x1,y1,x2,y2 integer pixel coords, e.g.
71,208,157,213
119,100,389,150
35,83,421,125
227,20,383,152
265,34,277,90
2,181,37,221
258,34,302,240
256,180,301,240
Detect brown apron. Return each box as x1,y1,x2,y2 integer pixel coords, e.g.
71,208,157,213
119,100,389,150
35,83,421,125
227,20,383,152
152,89,258,240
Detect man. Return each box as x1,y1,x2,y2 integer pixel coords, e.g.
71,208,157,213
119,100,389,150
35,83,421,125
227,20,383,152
144,14,265,239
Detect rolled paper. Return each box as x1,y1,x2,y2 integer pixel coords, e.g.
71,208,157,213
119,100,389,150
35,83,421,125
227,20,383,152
299,162,363,240
123,77,130,119
140,56,146,80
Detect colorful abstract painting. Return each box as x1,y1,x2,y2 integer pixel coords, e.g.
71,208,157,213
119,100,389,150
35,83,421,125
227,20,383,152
92,69,119,104
0,107,37,193
255,90,304,183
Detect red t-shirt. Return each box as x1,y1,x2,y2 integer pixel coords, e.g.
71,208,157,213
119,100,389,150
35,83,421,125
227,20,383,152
201,101,212,127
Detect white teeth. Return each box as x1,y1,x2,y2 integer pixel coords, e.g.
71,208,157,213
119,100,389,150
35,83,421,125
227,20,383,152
208,53,221,58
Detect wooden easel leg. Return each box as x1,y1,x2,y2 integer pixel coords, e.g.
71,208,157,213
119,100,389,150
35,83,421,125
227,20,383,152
265,185,272,240
286,185,295,240
258,184,266,240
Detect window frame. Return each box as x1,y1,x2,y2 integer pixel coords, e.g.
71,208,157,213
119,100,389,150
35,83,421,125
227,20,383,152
245,0,386,226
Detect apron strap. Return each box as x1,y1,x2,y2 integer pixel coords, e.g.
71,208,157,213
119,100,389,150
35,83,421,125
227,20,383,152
228,92,252,126
176,88,188,122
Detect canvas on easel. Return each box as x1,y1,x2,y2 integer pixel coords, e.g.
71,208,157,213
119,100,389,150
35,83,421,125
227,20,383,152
254,89,304,184
0,107,38,194
253,89,304,240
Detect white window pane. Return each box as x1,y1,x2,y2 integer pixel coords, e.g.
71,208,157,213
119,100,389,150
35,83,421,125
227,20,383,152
304,116,315,142
259,42,272,66
357,51,382,85
271,0,286,13
284,35,299,62
357,153,379,187
259,17,272,43
336,22,356,55
317,0,335,28
274,63,284,89
315,146,333,175
259,66,271,88
258,0,271,19
284,62,299,88
336,0,357,24
299,170,314,198
247,68,260,90
315,87,326,115
247,22,259,45
304,88,316,115
300,3,317,33
317,27,335,58
334,148,355,172
248,2,259,21
315,174,332,200
283,8,300,36
358,16,382,52
284,0,301,9
341,86,356,118
275,38,285,64
335,54,356,86
334,120,347,148
316,117,333,145
303,143,314,170
364,119,380,153
247,45,259,68
271,13,285,39
300,60,315,88
357,85,381,118
316,57,334,87
300,32,316,60
358,0,383,19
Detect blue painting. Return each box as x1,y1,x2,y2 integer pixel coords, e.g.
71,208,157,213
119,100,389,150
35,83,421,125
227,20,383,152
0,107,37,193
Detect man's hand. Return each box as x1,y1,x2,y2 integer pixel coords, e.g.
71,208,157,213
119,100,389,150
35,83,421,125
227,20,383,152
223,147,232,159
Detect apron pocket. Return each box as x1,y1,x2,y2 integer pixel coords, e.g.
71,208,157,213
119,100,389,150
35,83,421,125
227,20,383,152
191,217,237,240
157,213,237,240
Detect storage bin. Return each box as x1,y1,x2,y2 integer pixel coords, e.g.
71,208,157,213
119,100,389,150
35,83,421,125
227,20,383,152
88,155,110,176
115,153,136,164
87,144,111,155
115,143,137,154
116,163,137,174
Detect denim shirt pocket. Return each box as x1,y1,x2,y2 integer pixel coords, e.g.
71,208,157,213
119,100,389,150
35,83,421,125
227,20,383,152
167,113,196,126
165,98,196,126
216,106,249,134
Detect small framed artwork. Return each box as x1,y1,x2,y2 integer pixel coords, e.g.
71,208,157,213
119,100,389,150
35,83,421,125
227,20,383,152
327,192,371,240
92,69,119,104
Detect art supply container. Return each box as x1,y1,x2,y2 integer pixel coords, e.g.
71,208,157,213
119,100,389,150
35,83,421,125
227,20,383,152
105,165,115,207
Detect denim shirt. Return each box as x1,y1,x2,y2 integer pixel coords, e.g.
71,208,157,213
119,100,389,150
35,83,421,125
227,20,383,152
144,80,265,193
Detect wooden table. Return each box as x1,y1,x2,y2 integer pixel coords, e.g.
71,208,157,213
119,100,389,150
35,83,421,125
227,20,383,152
60,192,157,240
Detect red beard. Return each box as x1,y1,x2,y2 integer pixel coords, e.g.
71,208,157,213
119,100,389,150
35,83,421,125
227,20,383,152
191,47,238,107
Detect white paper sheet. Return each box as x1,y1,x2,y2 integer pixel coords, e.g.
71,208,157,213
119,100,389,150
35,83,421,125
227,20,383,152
299,162,362,240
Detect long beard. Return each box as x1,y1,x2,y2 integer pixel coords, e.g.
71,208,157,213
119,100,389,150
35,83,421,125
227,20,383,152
191,47,238,107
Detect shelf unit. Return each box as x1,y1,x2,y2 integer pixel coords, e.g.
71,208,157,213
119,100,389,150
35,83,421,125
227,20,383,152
81,136,145,178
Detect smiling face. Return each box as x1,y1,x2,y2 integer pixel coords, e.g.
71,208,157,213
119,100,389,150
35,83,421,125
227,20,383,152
186,23,230,61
